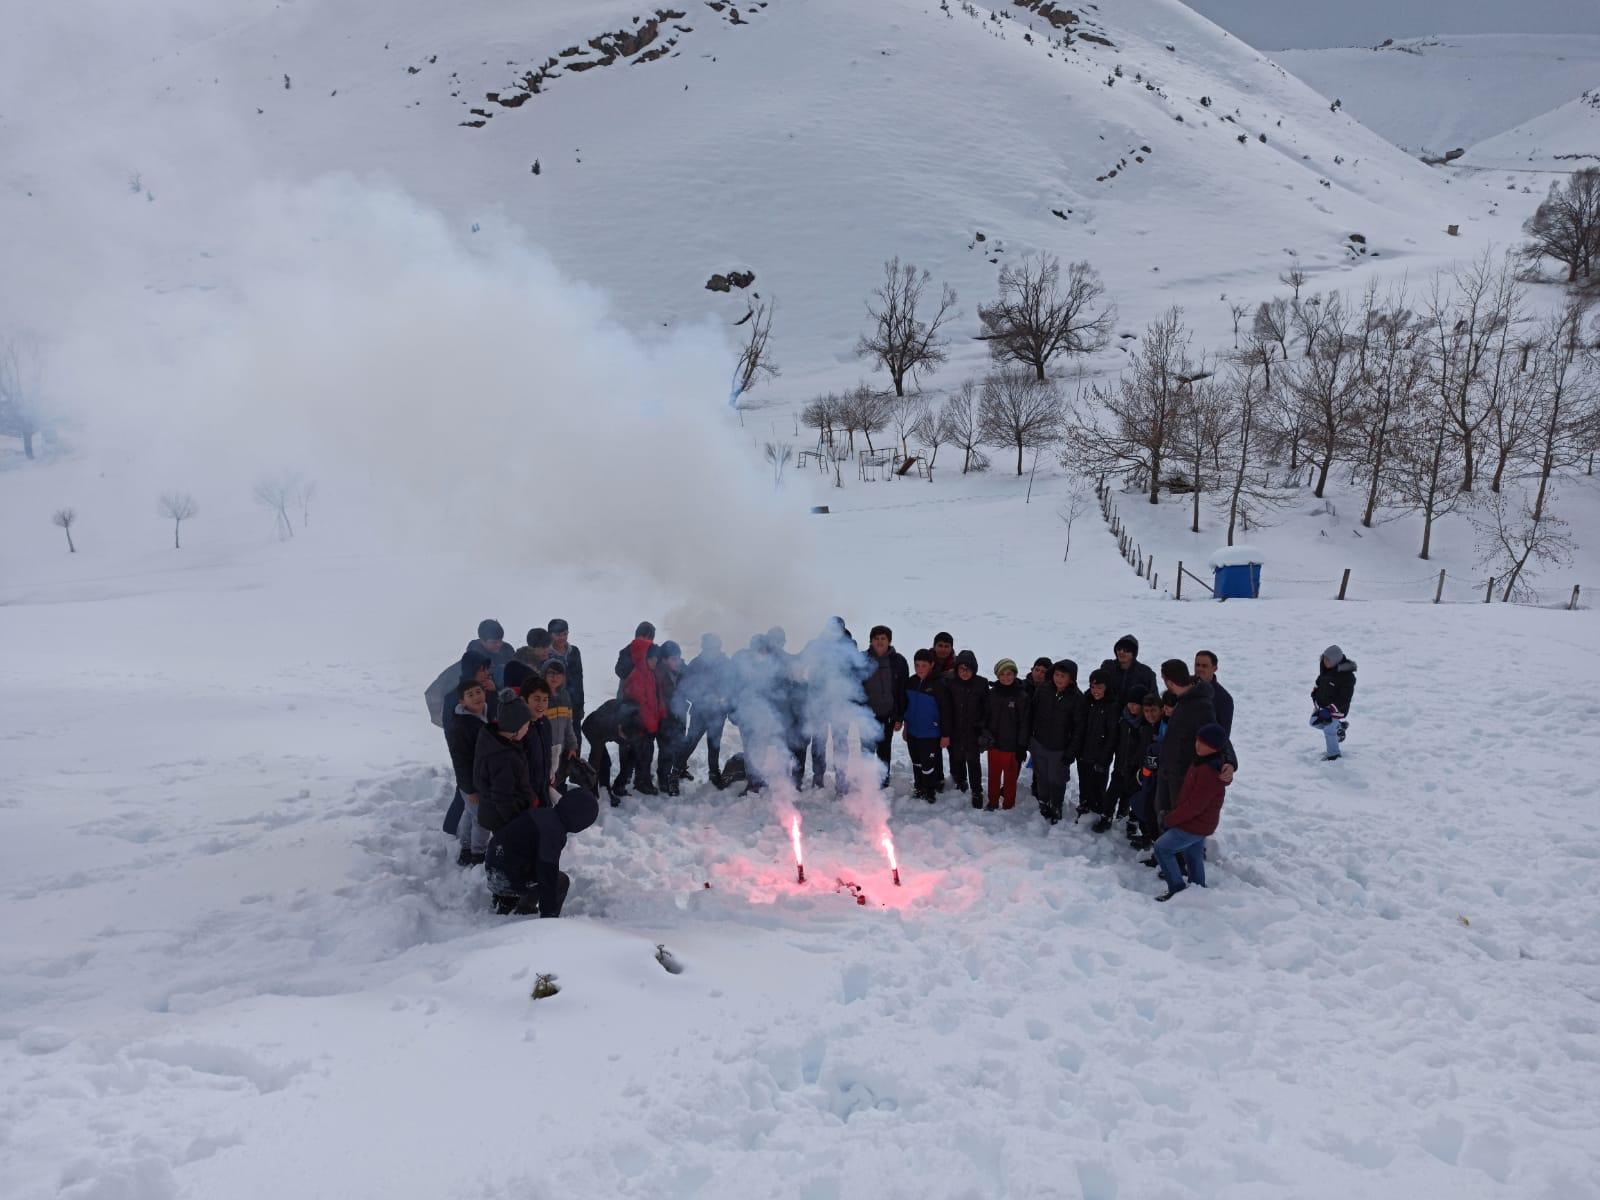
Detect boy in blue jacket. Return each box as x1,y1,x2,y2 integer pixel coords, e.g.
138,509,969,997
903,648,952,802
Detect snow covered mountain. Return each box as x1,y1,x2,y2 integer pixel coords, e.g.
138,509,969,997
1275,34,1600,158
1465,88,1600,170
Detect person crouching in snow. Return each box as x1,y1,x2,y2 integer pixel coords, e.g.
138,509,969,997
485,780,601,917
1310,644,1357,760
903,649,951,802
1154,722,1229,901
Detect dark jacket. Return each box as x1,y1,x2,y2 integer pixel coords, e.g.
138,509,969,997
468,638,517,689
657,661,686,726
986,679,1031,754
863,647,910,722
523,716,554,794
680,649,733,715
1166,754,1228,835
1076,692,1121,769
1112,709,1146,794
903,673,950,739
473,727,536,833
1098,657,1159,710
445,704,488,793
1158,681,1218,783
943,673,989,750
556,644,584,711
484,793,598,917
1029,682,1083,755
582,698,642,746
1312,659,1356,716
1210,678,1235,736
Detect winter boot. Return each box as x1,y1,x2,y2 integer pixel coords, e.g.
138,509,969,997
710,769,726,790
635,780,661,796
1155,884,1186,902
1091,816,1113,834
1337,721,1348,743
970,792,984,810
457,847,486,867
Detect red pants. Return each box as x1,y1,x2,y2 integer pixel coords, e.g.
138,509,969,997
987,751,1019,809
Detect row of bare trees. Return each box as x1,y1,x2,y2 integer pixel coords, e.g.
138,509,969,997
43,476,317,554
1065,252,1600,599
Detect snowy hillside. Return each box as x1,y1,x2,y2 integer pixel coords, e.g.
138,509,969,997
1465,89,1600,170
1275,35,1600,157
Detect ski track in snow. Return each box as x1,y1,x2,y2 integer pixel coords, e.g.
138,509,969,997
3,592,1598,1199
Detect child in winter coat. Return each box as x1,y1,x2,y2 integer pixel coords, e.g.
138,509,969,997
1110,684,1148,834
581,698,645,807
1154,722,1230,902
1310,644,1357,760
445,677,492,865
903,648,952,802
1076,669,1122,830
943,650,989,806
542,659,580,782
1027,659,1082,824
1128,691,1166,849
985,660,1030,811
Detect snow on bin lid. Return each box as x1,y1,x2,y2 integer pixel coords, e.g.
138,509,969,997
1208,545,1265,570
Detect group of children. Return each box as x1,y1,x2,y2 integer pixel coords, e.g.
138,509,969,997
424,617,1310,905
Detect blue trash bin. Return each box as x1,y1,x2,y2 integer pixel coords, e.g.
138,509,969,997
1213,562,1261,599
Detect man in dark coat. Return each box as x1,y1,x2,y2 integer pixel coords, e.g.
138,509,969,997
615,621,656,697
862,625,909,784
548,618,584,752
655,641,688,793
1099,634,1159,711
1028,659,1082,823
678,633,732,787
943,650,989,806
445,675,492,864
1311,644,1357,759
581,698,644,806
1076,668,1122,829
1109,683,1149,828
485,787,601,917
474,697,537,835
1194,650,1233,736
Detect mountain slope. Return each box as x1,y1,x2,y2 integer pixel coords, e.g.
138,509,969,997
1466,89,1600,170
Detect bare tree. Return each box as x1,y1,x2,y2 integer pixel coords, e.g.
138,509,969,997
941,379,985,473
293,477,317,530
1057,475,1096,561
977,255,1115,381
1066,306,1196,503
1476,490,1572,602
1353,292,1425,527
1226,299,1249,348
855,259,957,397
1170,374,1229,532
979,371,1063,475
886,392,929,458
51,507,77,553
1286,292,1364,497
1253,298,1291,362
802,392,841,449
839,384,890,453
910,400,948,469
1279,262,1307,303
1395,394,1467,560
762,441,793,488
254,475,295,539
0,333,44,460
158,491,199,549
736,298,780,398
1521,166,1600,284
1218,354,1283,544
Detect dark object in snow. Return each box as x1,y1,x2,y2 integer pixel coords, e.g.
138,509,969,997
836,879,868,906
811,505,830,514
655,944,684,974
1446,224,1459,236
531,973,560,999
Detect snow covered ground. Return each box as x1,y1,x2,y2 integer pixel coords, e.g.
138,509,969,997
1465,90,1600,172
1275,35,1600,158
4,0,1599,1197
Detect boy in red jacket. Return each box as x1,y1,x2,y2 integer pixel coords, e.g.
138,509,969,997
1154,722,1229,902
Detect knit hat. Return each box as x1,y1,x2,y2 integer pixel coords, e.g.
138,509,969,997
527,627,552,649
1052,658,1078,680
914,647,936,664
956,649,979,672
1196,722,1228,753
557,788,599,834
1032,656,1054,671
1114,634,1139,656
547,618,569,635
1322,644,1345,667
636,621,656,639
496,697,532,733
659,640,683,661
994,658,1018,677
477,619,504,641
1089,668,1109,687
502,659,534,692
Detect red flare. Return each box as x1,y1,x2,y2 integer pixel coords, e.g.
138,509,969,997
791,814,805,885
881,834,901,886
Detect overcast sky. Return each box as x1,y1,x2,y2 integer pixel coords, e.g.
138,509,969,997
1182,0,1600,49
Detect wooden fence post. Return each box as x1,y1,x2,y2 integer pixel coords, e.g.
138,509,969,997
1176,562,1183,601
1570,584,1582,611
1434,569,1445,604
1337,568,1351,601
1484,576,1494,603
1148,557,1155,585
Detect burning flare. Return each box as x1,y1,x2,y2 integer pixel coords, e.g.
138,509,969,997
881,833,901,886
791,814,805,885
